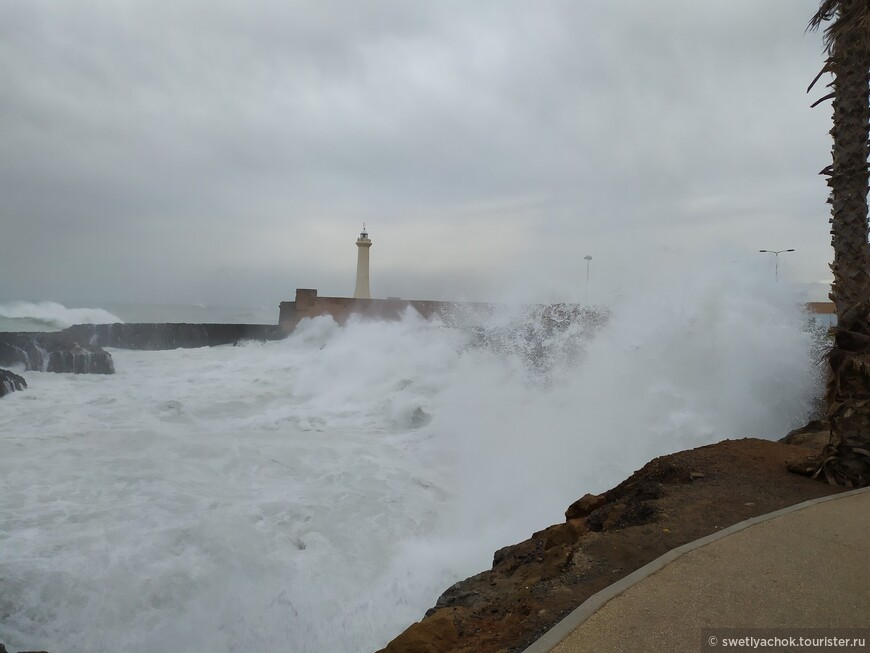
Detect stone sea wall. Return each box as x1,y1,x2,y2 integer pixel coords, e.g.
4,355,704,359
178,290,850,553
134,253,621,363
61,323,284,350
0,296,834,376
279,290,836,333
280,288,516,331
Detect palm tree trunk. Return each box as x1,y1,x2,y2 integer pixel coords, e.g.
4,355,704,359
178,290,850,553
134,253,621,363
813,0,870,486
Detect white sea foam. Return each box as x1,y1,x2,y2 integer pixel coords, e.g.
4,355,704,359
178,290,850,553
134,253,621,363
0,268,822,652
0,301,124,331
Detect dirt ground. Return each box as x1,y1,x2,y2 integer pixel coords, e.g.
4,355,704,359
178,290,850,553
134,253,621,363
376,427,841,653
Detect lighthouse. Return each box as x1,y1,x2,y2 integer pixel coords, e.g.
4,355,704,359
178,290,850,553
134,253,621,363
353,224,372,299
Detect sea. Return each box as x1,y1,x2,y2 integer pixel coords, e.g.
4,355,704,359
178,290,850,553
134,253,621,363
0,272,825,652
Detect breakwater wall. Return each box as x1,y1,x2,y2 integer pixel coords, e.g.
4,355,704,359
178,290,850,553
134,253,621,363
61,323,285,350
279,289,501,332
279,289,837,332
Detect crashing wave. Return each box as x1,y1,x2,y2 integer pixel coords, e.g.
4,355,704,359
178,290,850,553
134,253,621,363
0,301,124,330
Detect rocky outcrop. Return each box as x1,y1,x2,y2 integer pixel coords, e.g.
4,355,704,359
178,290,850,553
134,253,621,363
60,323,284,350
0,368,26,397
378,437,845,653
0,643,49,653
0,323,283,375
780,418,830,450
564,493,606,521
0,644,48,653
0,334,114,374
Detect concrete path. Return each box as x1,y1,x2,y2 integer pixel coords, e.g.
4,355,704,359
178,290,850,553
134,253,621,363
524,488,870,653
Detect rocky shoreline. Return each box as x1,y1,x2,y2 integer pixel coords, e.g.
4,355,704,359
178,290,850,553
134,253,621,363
0,645,47,653
0,322,286,386
0,368,27,397
377,425,838,653
0,333,115,375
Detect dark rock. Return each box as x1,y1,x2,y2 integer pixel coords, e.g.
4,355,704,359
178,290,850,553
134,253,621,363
432,575,486,612
539,520,587,550
0,368,27,397
633,480,665,501
380,607,465,653
0,644,48,653
0,333,113,374
586,501,657,532
565,493,606,520
780,419,830,449
781,418,827,440
489,521,584,584
0,322,284,374
582,465,677,533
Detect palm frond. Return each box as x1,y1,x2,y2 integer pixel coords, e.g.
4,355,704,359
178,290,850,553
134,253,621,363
811,91,837,107
808,1,870,52
807,61,833,92
809,0,842,33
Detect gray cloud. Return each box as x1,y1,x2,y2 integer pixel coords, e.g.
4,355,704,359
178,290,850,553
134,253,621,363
0,0,835,309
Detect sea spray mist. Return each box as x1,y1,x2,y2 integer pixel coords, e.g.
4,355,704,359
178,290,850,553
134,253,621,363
0,266,823,652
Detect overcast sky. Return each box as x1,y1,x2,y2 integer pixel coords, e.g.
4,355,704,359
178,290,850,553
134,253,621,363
0,0,839,309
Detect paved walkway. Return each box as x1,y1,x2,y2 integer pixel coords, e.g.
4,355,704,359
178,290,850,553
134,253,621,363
524,488,870,653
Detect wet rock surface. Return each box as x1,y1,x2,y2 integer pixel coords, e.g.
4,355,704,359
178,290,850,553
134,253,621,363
0,643,49,653
0,368,26,397
0,333,114,374
0,323,283,375
377,437,844,653
779,418,830,449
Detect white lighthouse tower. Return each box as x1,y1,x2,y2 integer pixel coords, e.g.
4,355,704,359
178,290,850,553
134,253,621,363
353,224,372,299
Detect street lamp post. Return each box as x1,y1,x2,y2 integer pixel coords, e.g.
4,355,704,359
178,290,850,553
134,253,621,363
584,255,592,303
758,248,795,281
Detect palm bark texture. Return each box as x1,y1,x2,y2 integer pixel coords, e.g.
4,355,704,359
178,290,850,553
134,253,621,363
811,0,870,486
